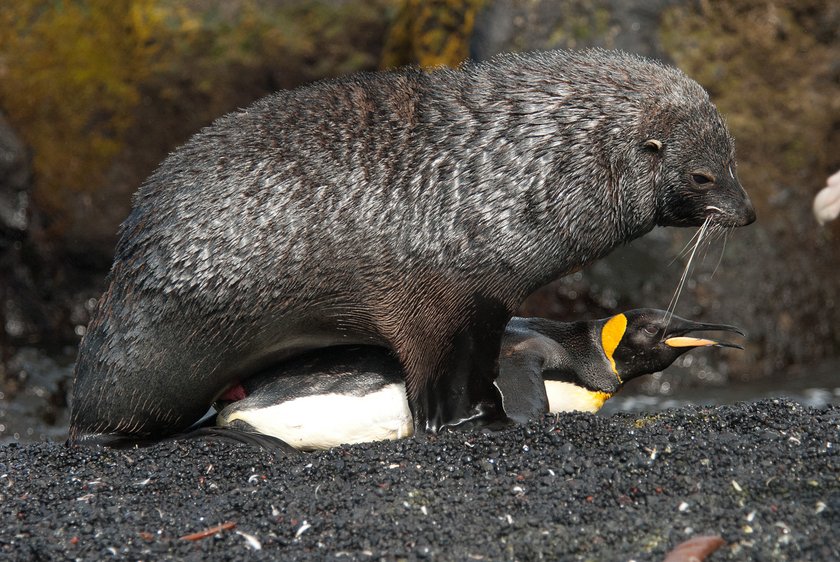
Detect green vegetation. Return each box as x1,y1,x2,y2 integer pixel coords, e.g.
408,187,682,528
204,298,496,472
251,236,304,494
0,0,395,240
0,1,157,231
545,4,612,49
661,0,840,220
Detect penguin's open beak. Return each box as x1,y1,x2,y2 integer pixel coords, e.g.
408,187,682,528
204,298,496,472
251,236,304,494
663,320,745,350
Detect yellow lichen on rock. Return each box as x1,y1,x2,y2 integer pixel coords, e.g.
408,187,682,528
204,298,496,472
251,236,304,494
381,0,485,69
0,1,394,245
0,1,162,232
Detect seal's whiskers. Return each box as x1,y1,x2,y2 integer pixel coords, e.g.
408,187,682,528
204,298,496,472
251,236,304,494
671,224,707,264
710,226,731,278
699,222,725,261
663,216,712,331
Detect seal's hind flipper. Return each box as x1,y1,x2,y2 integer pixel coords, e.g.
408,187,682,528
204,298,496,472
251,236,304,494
66,424,300,453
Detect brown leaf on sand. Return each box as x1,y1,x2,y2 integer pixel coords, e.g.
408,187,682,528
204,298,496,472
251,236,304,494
662,535,726,562
179,521,236,541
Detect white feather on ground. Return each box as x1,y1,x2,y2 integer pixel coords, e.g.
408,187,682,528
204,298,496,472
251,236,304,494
813,169,840,225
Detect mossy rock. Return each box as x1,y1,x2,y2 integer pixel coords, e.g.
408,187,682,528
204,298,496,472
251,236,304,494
0,0,395,257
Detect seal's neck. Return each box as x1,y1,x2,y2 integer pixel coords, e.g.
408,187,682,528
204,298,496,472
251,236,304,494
493,139,658,294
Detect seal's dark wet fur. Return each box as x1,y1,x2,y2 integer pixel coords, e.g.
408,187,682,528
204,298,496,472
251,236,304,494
70,49,754,441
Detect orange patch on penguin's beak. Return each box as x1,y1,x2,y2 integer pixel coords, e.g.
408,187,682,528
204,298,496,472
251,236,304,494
664,336,718,348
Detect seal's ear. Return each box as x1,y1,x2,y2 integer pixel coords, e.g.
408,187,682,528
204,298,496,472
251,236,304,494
643,139,663,152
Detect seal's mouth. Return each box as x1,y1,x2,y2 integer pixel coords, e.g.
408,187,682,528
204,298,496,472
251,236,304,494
703,198,756,227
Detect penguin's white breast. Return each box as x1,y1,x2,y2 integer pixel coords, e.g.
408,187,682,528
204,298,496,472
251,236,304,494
220,383,414,450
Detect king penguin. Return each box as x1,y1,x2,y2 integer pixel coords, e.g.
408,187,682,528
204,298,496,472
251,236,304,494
216,309,743,450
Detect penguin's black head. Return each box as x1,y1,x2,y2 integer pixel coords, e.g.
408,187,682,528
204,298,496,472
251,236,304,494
602,308,744,385
647,100,756,228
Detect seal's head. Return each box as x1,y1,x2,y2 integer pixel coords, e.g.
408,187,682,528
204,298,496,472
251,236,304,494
642,84,756,229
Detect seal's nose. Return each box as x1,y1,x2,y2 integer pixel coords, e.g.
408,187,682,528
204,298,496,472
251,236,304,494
739,197,756,226
729,176,756,226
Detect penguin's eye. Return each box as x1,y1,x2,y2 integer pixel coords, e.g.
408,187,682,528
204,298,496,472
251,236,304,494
643,325,658,336
691,172,715,187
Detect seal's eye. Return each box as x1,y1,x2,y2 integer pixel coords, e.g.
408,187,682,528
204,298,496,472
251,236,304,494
691,172,715,187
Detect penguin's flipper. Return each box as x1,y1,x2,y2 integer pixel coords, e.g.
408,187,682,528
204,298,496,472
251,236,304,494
169,425,301,453
496,350,551,424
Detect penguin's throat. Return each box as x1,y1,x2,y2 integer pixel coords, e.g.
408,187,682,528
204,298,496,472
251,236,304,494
544,381,612,413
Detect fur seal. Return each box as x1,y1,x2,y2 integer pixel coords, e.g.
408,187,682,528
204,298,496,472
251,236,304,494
215,309,743,450
70,49,755,442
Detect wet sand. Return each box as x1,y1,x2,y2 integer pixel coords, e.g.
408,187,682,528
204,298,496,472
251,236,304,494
0,399,837,560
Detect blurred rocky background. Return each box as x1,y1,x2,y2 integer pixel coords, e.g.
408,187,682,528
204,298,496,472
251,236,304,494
0,0,838,441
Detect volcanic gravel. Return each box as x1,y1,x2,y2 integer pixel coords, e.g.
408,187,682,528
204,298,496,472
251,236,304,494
0,399,837,561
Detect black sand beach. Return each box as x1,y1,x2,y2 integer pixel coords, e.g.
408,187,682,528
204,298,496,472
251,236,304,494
0,399,837,560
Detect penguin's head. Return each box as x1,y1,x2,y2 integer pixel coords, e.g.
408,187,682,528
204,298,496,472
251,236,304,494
602,308,744,385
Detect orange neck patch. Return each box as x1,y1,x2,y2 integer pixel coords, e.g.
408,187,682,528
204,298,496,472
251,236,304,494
601,313,627,383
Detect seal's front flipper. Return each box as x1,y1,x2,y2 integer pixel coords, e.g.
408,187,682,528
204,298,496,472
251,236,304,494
417,376,510,434
411,316,511,434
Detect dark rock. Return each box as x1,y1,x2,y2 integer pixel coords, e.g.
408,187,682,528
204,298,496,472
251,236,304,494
0,111,29,237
